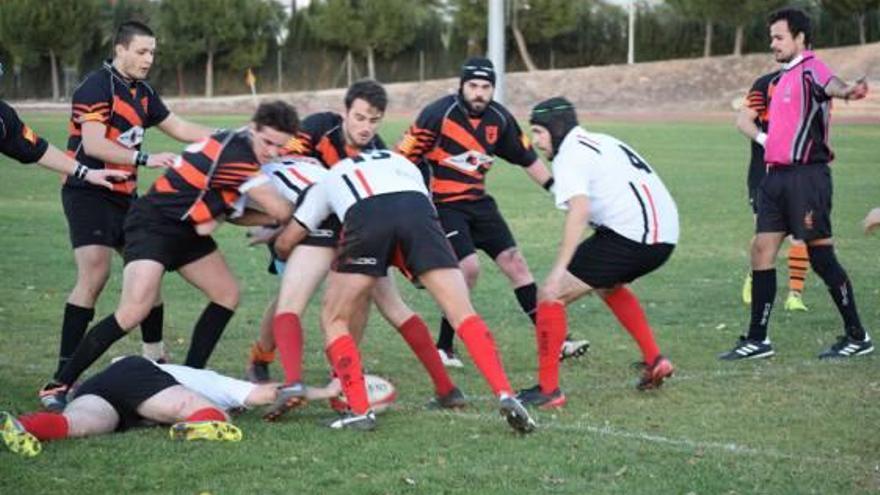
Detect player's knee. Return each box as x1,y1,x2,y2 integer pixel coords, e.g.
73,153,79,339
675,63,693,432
210,280,240,310
496,248,532,284
115,303,153,331
459,257,480,287
807,244,847,285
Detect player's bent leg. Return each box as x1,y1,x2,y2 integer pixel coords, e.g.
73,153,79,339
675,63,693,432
178,252,239,368
69,245,114,307
116,259,166,330
62,394,120,438
141,385,242,442
246,296,277,383
458,253,481,290
320,272,376,345
371,274,415,327
494,247,534,288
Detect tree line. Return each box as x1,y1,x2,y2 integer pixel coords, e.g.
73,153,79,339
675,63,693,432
1,0,877,100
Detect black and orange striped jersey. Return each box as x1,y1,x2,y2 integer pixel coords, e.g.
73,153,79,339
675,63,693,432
0,99,48,164
397,95,537,203
65,60,170,195
282,112,385,168
744,70,781,168
145,129,261,226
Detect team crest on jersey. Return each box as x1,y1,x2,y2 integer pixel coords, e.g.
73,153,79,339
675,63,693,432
116,125,145,148
21,125,38,145
485,125,498,145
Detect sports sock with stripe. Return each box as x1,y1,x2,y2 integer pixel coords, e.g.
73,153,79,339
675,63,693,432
787,244,809,294
397,314,455,396
747,269,776,342
603,287,661,365
535,301,567,394
273,312,304,384
326,335,370,415
808,245,866,341
456,315,512,397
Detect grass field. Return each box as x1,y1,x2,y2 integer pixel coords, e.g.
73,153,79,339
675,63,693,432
0,113,878,494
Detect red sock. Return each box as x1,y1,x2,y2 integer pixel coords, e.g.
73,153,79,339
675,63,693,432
536,301,567,394
456,315,512,397
18,412,69,441
273,312,304,384
398,314,455,396
186,407,227,422
603,287,660,364
326,334,369,414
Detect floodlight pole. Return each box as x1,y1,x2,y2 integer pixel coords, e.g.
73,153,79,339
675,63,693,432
488,0,505,104
627,0,636,65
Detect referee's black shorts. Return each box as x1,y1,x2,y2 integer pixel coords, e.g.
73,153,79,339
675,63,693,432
568,228,674,289
756,163,832,241
72,356,179,431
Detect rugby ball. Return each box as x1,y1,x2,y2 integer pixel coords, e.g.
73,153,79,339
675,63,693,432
328,374,397,414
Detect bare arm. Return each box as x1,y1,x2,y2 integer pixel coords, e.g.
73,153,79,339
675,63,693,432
551,195,590,272
735,106,764,144
81,121,176,168
36,144,129,188
523,159,554,190
228,209,279,227
245,182,293,224
156,113,213,143
244,383,280,407
273,221,309,260
824,76,868,101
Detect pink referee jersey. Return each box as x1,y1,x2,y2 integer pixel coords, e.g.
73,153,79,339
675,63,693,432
764,51,835,167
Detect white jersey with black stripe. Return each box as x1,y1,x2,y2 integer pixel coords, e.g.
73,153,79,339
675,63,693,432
294,150,428,231
231,156,327,217
552,127,679,245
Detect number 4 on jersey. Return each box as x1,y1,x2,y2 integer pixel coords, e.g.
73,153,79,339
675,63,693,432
619,144,653,174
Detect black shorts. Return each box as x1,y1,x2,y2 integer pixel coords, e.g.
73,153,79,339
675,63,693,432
123,199,218,271
61,186,133,249
72,356,179,431
568,228,675,289
756,163,832,241
747,161,767,215
335,192,459,278
266,215,340,275
437,196,517,261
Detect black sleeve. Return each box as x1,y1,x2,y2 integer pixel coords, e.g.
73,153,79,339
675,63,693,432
0,100,50,164
494,108,538,167
145,86,171,127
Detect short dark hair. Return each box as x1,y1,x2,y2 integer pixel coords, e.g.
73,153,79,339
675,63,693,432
768,7,812,47
252,100,299,134
344,79,388,112
114,21,154,48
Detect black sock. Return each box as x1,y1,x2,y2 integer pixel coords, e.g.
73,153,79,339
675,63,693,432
514,283,538,324
56,314,127,385
747,269,776,342
184,302,235,368
436,317,455,353
55,303,94,377
808,245,866,340
140,304,164,344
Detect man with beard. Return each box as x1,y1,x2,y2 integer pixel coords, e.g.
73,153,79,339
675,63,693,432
397,58,588,367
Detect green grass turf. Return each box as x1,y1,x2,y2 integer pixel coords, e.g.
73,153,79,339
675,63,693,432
0,113,878,494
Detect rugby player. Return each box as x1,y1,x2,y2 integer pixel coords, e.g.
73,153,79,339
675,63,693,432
737,70,810,312
56,21,214,380
2,356,277,457
39,101,299,411
398,57,588,366
272,150,535,433
518,98,678,408
720,7,872,360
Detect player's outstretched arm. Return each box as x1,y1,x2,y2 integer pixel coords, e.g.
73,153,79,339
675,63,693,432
273,221,308,260
36,144,129,189
863,207,880,234
157,113,213,143
523,159,555,191
81,121,176,168
825,76,869,101
246,182,293,225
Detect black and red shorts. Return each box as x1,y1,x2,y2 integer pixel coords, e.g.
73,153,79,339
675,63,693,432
568,228,674,289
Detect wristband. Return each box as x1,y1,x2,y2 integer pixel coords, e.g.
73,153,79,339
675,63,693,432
73,163,89,180
755,132,767,147
134,150,149,166
542,177,555,192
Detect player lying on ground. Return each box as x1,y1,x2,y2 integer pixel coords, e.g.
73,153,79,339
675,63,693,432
39,102,299,411
273,150,535,433
237,156,467,421
518,98,679,409
3,356,269,457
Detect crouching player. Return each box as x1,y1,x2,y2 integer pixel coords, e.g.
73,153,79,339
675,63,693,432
518,98,678,409
2,356,284,457
273,150,535,433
